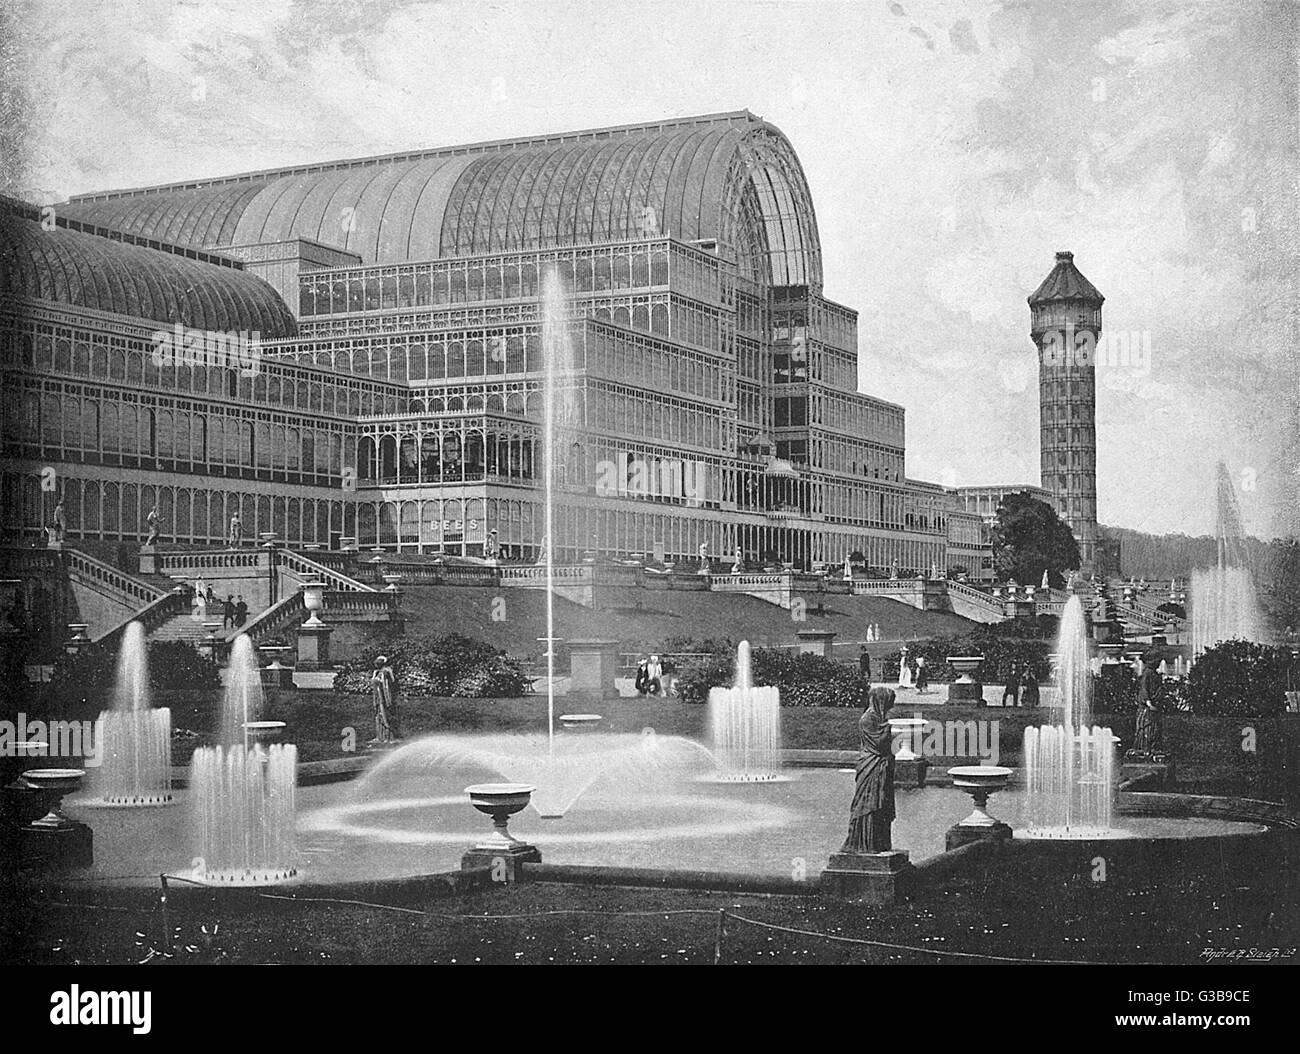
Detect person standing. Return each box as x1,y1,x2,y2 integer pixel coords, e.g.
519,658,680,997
839,686,898,853
234,595,248,628
914,655,929,694
1020,666,1040,708
634,656,649,695
222,594,235,630
897,646,912,690
370,655,401,744
1001,663,1020,707
858,645,872,682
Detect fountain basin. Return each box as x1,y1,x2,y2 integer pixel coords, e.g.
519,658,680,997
23,768,85,794
948,765,1012,828
243,720,287,743
465,783,536,849
559,713,603,731
23,768,86,830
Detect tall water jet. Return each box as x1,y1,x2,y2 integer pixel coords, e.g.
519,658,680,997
707,641,783,782
539,266,578,752
187,635,298,884
1023,595,1116,836
1191,462,1264,656
88,621,173,807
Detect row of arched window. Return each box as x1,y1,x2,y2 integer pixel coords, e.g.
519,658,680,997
298,248,673,317
4,388,353,479
6,326,404,417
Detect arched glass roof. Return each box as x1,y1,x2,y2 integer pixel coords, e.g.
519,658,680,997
59,111,823,289
0,206,298,337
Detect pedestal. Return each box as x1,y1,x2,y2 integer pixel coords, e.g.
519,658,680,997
259,663,294,689
295,621,333,671
1121,757,1175,790
566,639,619,702
795,629,837,657
461,844,541,883
820,850,911,904
138,546,157,574
947,680,984,705
19,821,94,870
894,756,929,788
945,821,1012,851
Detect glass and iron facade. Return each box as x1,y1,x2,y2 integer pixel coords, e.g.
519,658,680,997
3,112,967,572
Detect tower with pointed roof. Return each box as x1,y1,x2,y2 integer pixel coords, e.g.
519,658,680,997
1029,251,1103,574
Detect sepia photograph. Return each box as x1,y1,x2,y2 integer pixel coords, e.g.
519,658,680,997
0,0,1297,1004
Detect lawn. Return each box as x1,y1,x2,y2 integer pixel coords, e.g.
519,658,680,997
6,846,1298,965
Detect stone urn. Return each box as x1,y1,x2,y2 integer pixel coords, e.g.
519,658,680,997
242,720,287,745
465,783,535,851
301,580,326,626
948,765,1012,828
887,716,928,761
22,768,85,829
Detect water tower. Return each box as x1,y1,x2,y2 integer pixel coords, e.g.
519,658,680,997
1029,251,1104,575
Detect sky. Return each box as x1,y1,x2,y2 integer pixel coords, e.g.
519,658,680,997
3,0,1297,539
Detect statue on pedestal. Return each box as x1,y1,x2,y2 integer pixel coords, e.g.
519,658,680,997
1131,657,1164,757
839,687,897,853
144,505,161,548
731,546,743,574
369,655,401,744
52,497,67,543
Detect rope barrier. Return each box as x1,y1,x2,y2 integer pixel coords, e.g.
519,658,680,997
31,881,1118,964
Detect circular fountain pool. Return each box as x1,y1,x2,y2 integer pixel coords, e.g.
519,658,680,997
66,764,1279,888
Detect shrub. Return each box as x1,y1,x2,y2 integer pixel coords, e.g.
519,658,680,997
877,631,1052,684
675,648,871,708
1092,668,1137,715
44,640,220,721
335,633,530,698
1187,639,1291,717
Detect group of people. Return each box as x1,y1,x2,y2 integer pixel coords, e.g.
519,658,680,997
634,654,665,696
998,663,1042,707
203,590,249,629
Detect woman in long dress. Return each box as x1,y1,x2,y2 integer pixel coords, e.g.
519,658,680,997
840,686,897,853
897,646,913,689
370,655,401,743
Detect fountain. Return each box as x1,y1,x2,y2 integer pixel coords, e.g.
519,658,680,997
705,641,784,782
186,635,299,885
539,266,579,750
1022,594,1118,837
1190,462,1265,656
86,621,174,807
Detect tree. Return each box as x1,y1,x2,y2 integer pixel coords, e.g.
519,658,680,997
990,492,1080,586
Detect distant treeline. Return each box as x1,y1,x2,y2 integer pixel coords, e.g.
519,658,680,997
1101,525,1299,632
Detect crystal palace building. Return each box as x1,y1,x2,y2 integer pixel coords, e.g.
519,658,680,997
1,111,987,574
